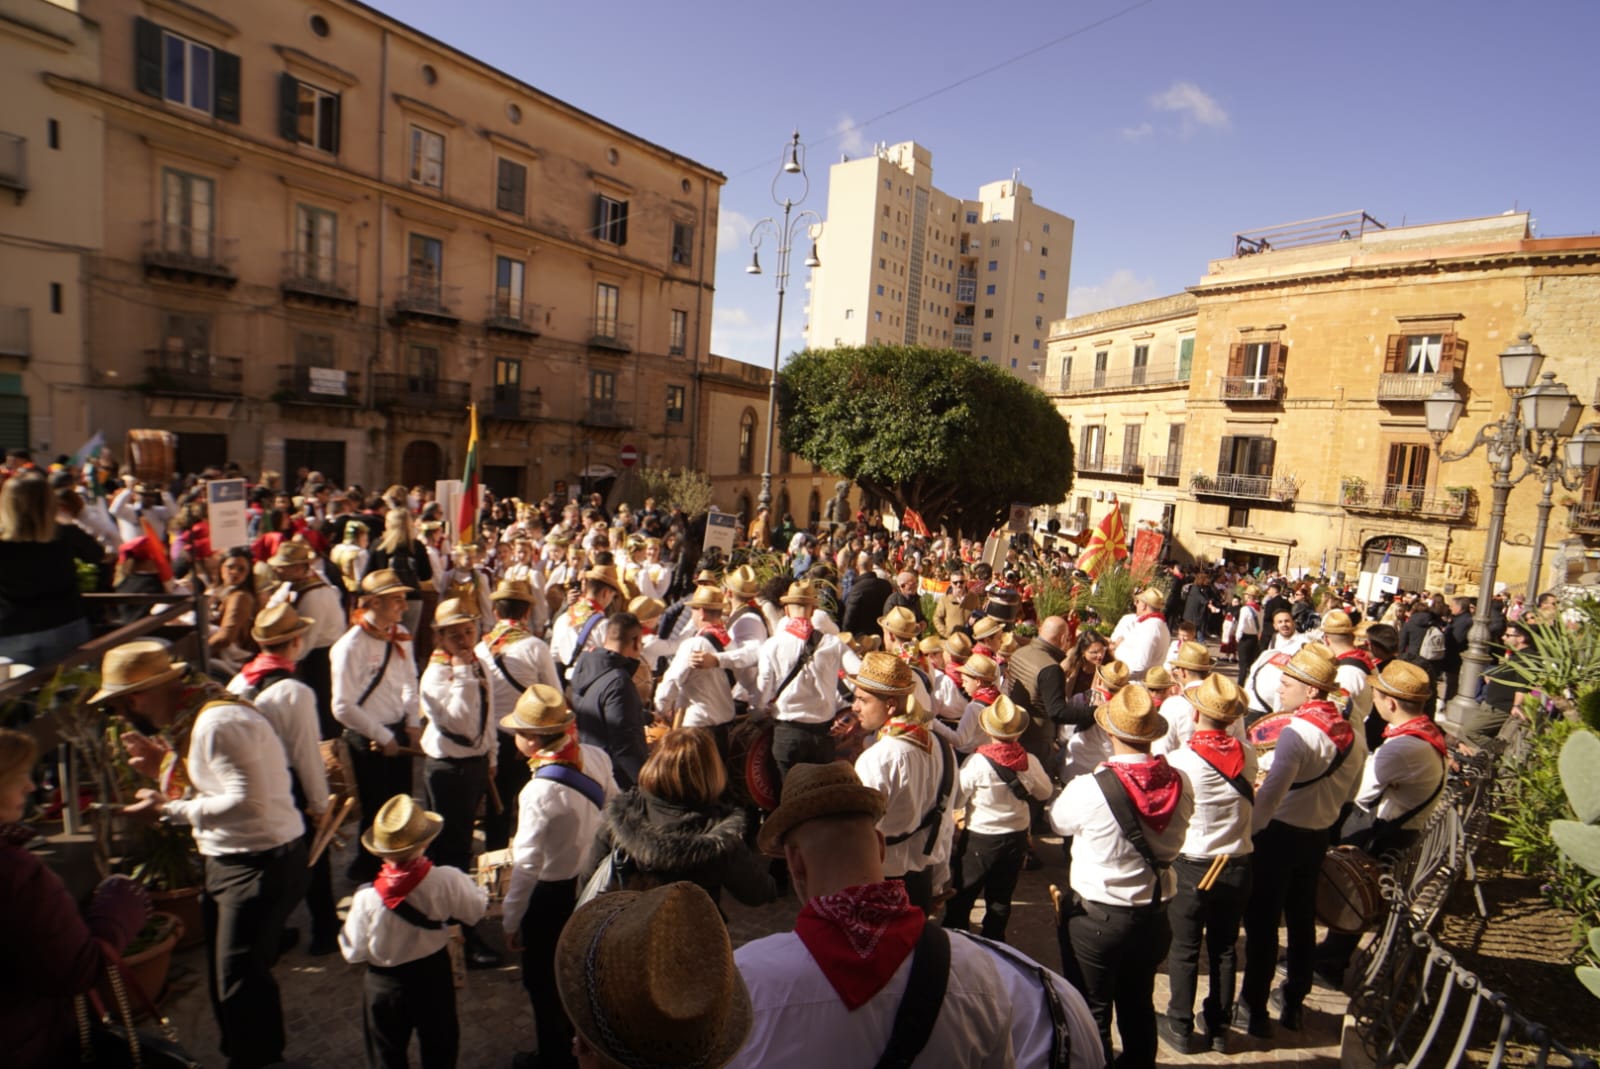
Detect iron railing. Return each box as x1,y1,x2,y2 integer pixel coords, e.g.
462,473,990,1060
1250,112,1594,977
483,388,544,422
1378,371,1456,402
142,222,238,280
588,318,633,351
1233,209,1386,256
1341,480,1473,521
1569,502,1600,534
282,251,358,303
276,365,361,405
1145,454,1182,479
143,349,243,396
485,294,542,335
581,399,632,428
392,273,461,321
371,371,469,411
1190,472,1298,502
1056,363,1189,394
1220,374,1285,402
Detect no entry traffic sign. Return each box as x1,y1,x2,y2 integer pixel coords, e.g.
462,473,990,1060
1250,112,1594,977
619,443,638,467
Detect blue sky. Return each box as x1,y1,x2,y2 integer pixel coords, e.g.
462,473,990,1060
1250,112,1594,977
374,0,1600,366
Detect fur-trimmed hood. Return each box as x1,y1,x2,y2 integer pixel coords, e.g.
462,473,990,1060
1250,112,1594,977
602,790,752,876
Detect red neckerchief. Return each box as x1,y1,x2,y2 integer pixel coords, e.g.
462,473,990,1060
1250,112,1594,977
699,623,732,648
1189,729,1245,780
354,608,413,647
1337,648,1377,672
240,652,299,687
942,661,965,688
794,881,925,1010
487,619,531,652
879,713,932,752
528,724,584,772
375,857,432,910
1137,611,1164,624
1296,699,1354,753
973,642,996,659
786,616,814,641
977,740,1028,771
1104,755,1183,834
971,683,1000,705
1383,715,1448,756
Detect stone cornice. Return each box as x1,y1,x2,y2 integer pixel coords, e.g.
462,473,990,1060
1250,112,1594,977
274,45,359,89
143,0,238,39
1189,246,1600,298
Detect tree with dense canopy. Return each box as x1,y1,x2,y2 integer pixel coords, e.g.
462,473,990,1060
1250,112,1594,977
777,344,1073,535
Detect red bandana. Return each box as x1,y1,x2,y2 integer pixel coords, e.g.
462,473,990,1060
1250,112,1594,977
977,740,1028,772
971,683,1001,706
1383,715,1448,756
786,617,814,641
942,662,965,689
880,714,932,752
1337,649,1377,673
1137,611,1165,624
1104,755,1183,834
795,881,926,1010
1296,699,1354,753
528,724,584,772
699,624,732,649
354,608,413,647
239,652,299,687
375,857,432,910
973,642,996,660
1190,729,1245,780
487,620,531,653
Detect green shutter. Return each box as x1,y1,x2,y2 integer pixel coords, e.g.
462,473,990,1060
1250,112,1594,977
213,49,241,123
1178,337,1194,380
278,73,300,142
134,17,163,98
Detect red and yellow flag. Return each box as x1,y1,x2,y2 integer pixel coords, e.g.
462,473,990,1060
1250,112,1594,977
457,404,480,545
1077,494,1129,579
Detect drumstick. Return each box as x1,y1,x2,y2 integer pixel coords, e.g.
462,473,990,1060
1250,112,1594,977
308,796,356,867
1048,883,1063,922
1197,854,1229,892
487,773,504,816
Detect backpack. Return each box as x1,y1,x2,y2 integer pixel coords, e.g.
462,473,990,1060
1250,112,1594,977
1419,625,1446,661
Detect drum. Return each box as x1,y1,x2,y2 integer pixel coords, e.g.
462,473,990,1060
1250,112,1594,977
475,847,515,903
727,718,781,812
1247,712,1294,786
126,429,177,485
1317,845,1383,933
320,738,356,812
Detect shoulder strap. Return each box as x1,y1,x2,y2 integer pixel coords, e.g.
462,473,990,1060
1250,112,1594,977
574,611,606,656
951,931,1072,1069
387,898,445,930
883,740,956,855
431,666,489,750
239,669,296,703
536,762,607,809
772,630,823,704
873,922,950,1069
1092,767,1167,906
493,652,530,693
699,632,739,691
1291,733,1354,790
981,753,1033,800
1382,754,1448,830
1192,748,1256,804
357,639,396,707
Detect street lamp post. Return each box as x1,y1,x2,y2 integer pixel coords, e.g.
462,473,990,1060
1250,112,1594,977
1425,332,1598,735
747,131,822,515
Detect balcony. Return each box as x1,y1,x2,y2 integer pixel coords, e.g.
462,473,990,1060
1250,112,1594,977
1076,455,1145,480
1220,375,1285,402
1057,364,1190,394
0,307,29,362
0,133,25,201
1190,471,1298,504
1377,371,1456,403
143,349,243,397
1340,479,1471,522
485,295,542,337
1145,454,1182,480
391,274,461,326
956,279,977,303
275,365,361,406
142,222,237,287
581,399,632,429
1566,502,1600,534
371,371,470,412
483,388,544,422
952,329,973,352
588,318,633,352
281,252,358,307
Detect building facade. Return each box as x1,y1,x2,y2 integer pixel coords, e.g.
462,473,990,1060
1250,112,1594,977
11,0,722,496
803,140,1073,376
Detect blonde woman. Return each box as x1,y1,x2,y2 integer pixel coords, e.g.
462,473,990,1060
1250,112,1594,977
0,472,90,662
365,508,432,636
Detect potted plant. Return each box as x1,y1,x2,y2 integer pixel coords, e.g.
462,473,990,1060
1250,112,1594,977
105,910,184,1012
128,822,205,949
1189,472,1213,491
1341,476,1367,505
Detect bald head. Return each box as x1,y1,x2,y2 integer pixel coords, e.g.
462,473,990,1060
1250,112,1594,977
1039,615,1069,648
782,814,885,903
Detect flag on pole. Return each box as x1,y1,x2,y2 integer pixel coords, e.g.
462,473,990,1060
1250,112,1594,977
456,404,480,545
1378,539,1392,578
902,507,930,537
1077,494,1130,579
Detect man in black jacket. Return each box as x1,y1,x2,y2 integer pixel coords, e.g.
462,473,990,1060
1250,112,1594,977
569,612,650,790
840,551,894,635
1441,595,1474,700
1261,581,1292,632
880,570,926,625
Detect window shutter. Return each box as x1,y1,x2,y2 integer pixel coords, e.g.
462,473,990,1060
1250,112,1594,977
510,162,525,212
1266,341,1286,378
213,49,242,123
1384,443,1406,487
134,17,163,98
593,194,604,239
1438,333,1458,376
327,93,341,155
1383,334,1406,373
1226,343,1245,377
1216,435,1234,476
617,200,629,246
278,73,300,142
1257,437,1276,477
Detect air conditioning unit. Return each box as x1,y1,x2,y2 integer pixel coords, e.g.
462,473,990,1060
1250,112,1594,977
1094,490,1105,502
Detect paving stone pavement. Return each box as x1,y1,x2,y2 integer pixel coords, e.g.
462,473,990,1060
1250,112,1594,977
159,828,1344,1067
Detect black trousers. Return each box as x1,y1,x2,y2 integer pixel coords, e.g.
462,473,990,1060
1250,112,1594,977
1165,855,1253,1032
1235,636,1261,686
345,727,414,882
201,839,309,1069
942,829,1028,942
1242,820,1329,1014
521,878,579,1069
299,645,338,740
771,720,836,785
890,867,934,913
364,948,456,1069
1069,898,1171,1069
483,732,530,851
424,754,489,873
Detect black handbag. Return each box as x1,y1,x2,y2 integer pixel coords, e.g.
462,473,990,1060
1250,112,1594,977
75,938,202,1068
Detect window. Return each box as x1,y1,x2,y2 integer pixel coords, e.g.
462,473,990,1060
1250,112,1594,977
1093,350,1108,388
294,332,334,368
881,231,888,243
738,409,756,474
1225,341,1285,397
983,309,994,319
1079,424,1105,469
982,332,992,343
1013,334,1021,344
985,284,996,296
1122,424,1142,469
47,119,59,150
1039,269,1047,280
1165,424,1184,475
987,260,998,271
1010,358,1018,369
279,76,339,153
294,204,337,282
496,158,527,215
406,345,439,393
494,256,524,317
1036,292,1044,303
876,285,885,296
1041,245,1048,257
1242,343,1272,392
160,168,214,258
844,309,854,320
407,233,442,294
666,384,685,423
1385,442,1431,497
671,222,694,266
160,313,210,368
1216,435,1276,481
1131,344,1149,385
874,311,882,322
1058,356,1072,390
50,283,62,314
669,309,687,356
595,282,620,338
966,211,978,224
1043,222,1051,234
1383,333,1458,377
1405,335,1442,373
161,29,212,112
409,127,444,188
1227,506,1250,528
1034,316,1043,329
494,357,521,403
878,257,886,269
1178,337,1194,380
588,193,627,245
1033,339,1041,350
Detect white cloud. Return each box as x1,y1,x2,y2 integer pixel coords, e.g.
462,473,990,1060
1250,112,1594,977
714,306,753,328
717,208,756,255
1068,269,1161,316
1120,122,1153,142
834,115,867,158
1148,81,1230,134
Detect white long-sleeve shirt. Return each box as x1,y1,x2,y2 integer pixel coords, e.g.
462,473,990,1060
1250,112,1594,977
501,745,616,936
1357,732,1446,828
954,932,1106,1069
339,865,488,967
855,733,954,878
720,607,770,711
163,702,305,856
477,631,560,734
956,750,1051,835
227,673,328,807
635,561,672,601
551,605,609,668
1252,712,1367,834
757,627,846,724
1166,740,1257,858
267,580,345,651
656,633,737,728
1116,617,1170,679
331,626,420,745
419,659,495,760
1049,754,1192,907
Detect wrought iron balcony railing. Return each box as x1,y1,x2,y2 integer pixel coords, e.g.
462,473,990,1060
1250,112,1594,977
143,349,244,397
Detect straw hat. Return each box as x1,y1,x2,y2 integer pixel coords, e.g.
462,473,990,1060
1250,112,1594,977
251,603,312,647
780,580,821,607
917,635,944,656
757,761,887,856
845,651,915,696
1135,587,1165,610
687,585,725,612
500,683,575,734
1321,609,1356,636
693,568,721,587
1281,644,1341,692
1144,665,1175,691
433,597,477,629
491,578,537,604
723,564,760,600
1095,659,1131,693
1095,684,1166,743
1170,641,1213,672
91,640,187,704
959,653,999,683
878,606,920,640
556,882,753,1069
1370,660,1433,705
360,568,414,598
268,540,315,568
999,632,1026,658
942,632,972,661
979,694,1029,741
361,794,444,858
1185,673,1245,725
1243,584,1262,598
584,564,627,597
972,616,1006,642
628,595,666,624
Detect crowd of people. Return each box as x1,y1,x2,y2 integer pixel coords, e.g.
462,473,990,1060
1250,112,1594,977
0,449,1567,1069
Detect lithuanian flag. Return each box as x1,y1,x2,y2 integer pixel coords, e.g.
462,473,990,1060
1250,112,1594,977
457,404,480,545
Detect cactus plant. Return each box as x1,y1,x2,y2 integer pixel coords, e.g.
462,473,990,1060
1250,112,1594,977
1550,729,1600,999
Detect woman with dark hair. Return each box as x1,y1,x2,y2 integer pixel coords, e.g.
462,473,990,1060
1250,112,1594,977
590,727,776,907
207,547,258,675
1061,628,1111,700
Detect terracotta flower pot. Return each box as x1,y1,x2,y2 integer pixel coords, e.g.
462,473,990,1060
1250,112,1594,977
101,912,181,1016
149,885,204,950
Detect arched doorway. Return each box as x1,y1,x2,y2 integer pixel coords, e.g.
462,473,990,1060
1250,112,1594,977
1358,535,1428,602
401,439,443,489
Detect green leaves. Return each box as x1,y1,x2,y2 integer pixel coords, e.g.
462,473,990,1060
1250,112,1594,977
1560,729,1600,825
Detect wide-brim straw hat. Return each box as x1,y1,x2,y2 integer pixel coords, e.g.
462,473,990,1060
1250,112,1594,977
628,595,666,623
959,653,998,683
1281,643,1342,692
917,635,944,656
584,564,627,597
693,568,721,587
91,640,187,704
491,578,537,604
979,694,1029,740
251,603,312,647
781,580,820,607
268,540,315,568
1096,658,1131,693
723,564,760,600
757,761,888,856
500,683,575,733
556,882,753,1069
1134,586,1166,610
942,632,973,661
878,606,920,640
972,616,1006,642
360,568,414,598
1095,684,1166,743
1144,665,1175,691
361,794,444,857
1185,673,1245,724
1321,609,1356,636
1171,641,1213,672
845,650,915,696
687,585,725,612
434,597,477,629
1370,660,1433,704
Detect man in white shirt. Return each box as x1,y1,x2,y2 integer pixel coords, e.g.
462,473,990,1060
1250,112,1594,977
1159,642,1249,752
692,564,770,716
476,578,560,851
109,479,174,544
657,586,739,751
551,564,623,682
109,641,307,1068
1242,608,1313,718
758,580,848,783
266,539,347,738
1319,609,1373,709
1111,587,1170,682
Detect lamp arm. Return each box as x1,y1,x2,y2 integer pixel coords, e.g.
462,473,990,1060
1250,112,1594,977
1436,420,1501,464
